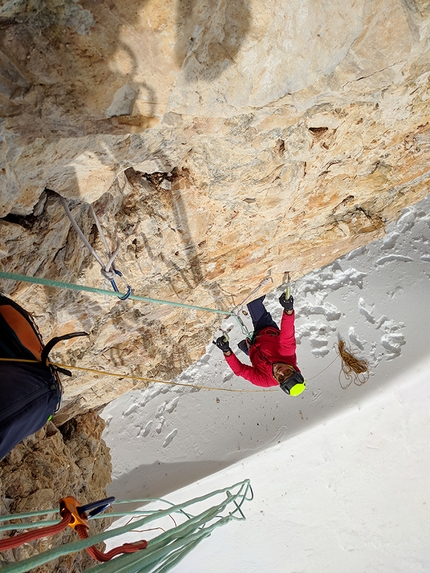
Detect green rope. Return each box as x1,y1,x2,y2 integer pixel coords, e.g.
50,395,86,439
0,480,252,573
0,272,233,317
85,487,249,573
0,521,59,532
0,497,193,532
149,536,209,573
0,509,57,522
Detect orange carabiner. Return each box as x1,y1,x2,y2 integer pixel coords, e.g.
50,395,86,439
59,495,147,563
59,496,89,532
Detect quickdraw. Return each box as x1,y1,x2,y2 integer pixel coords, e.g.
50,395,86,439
58,194,132,300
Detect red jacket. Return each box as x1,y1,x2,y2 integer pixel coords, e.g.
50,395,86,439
225,311,299,387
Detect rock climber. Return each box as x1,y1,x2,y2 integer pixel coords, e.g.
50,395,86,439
214,293,305,396
0,295,86,459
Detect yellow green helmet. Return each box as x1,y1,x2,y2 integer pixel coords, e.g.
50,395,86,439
280,370,306,396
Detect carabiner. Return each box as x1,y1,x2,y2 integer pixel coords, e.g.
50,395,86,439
78,496,116,519
110,269,132,301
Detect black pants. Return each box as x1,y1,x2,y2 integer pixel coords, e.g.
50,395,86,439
238,295,279,355
247,295,279,333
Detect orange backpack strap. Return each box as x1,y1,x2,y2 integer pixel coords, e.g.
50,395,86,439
0,303,43,360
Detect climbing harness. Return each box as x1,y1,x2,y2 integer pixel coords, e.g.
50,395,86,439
230,271,290,338
0,495,148,563
231,312,252,339
227,270,291,342
231,273,274,337
59,195,132,300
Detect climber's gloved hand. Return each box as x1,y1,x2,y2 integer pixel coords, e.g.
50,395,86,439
279,293,294,312
213,335,231,354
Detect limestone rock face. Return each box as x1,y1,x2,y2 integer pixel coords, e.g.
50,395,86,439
0,0,429,421
0,411,112,572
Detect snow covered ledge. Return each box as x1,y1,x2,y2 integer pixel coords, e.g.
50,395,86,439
161,351,430,573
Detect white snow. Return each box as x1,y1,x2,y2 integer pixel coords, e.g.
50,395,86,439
102,193,430,571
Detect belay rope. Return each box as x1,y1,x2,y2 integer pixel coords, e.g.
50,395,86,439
0,271,370,391
0,269,283,393
0,480,253,573
0,271,235,316
0,357,278,393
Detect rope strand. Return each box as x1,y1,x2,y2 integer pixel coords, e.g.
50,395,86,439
0,357,277,393
0,272,234,316
0,513,72,551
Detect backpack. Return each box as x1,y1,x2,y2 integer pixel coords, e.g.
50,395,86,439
0,295,86,459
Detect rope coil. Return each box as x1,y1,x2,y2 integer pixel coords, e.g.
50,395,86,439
336,338,370,389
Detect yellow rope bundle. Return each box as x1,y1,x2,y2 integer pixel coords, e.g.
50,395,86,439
336,338,370,389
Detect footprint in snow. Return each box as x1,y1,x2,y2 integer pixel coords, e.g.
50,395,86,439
198,354,211,365
309,336,328,349
155,417,165,434
155,403,166,418
381,232,400,250
395,210,416,233
348,326,365,351
123,403,138,417
141,420,153,437
358,298,375,324
166,397,180,413
376,254,414,265
312,348,330,357
163,429,178,448
311,389,322,402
